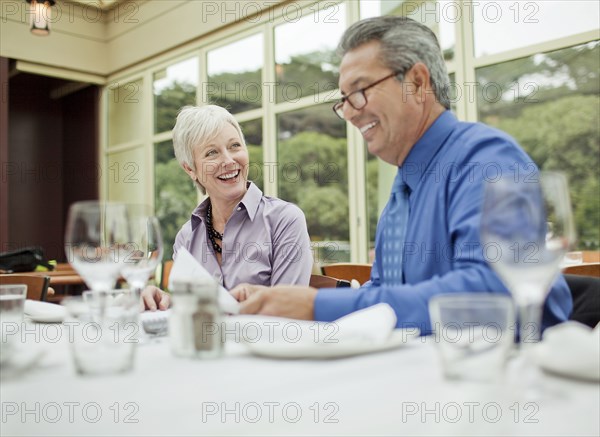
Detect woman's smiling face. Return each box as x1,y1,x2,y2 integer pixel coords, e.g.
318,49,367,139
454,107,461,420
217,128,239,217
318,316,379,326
187,122,249,202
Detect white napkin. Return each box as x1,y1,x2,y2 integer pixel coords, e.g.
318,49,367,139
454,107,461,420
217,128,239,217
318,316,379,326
328,303,398,343
24,300,67,323
169,248,240,314
228,303,399,346
231,304,418,359
535,321,600,381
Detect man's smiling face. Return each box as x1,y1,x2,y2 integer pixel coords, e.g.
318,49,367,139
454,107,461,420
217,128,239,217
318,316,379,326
338,40,424,166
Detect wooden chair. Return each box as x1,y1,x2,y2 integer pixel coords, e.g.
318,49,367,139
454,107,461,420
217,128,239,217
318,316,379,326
563,263,600,278
0,274,51,301
160,260,174,290
54,263,77,272
309,274,351,289
321,263,372,285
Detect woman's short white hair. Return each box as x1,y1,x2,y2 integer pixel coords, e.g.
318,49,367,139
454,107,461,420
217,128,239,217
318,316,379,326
172,105,246,192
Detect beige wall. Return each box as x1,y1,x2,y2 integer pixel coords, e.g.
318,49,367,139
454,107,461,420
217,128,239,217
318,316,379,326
1,0,283,80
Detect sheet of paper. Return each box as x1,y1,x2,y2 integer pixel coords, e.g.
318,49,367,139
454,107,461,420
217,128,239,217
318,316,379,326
168,248,240,314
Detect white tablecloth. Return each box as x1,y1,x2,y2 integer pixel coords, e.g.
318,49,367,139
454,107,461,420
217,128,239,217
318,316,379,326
1,321,598,436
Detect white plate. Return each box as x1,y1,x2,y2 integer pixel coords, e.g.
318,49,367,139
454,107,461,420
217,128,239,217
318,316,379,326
24,300,66,323
244,329,420,359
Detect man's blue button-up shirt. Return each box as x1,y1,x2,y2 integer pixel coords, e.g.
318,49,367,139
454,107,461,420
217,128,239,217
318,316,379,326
314,111,572,334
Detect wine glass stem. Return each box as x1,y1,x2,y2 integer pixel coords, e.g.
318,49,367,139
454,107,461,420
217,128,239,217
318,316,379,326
515,299,545,397
518,300,543,347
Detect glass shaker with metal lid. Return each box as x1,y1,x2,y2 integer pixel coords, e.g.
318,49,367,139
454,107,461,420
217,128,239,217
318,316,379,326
169,278,223,358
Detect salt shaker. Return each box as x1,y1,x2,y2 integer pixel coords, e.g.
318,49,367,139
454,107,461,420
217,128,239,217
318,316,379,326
169,278,223,358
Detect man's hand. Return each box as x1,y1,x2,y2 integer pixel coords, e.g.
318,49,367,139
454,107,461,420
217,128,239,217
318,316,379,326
230,283,268,302
231,285,318,320
140,285,171,311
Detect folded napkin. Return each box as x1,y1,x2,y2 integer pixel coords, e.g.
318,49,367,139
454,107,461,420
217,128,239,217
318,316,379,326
228,303,400,346
328,303,398,343
24,300,67,323
535,321,600,381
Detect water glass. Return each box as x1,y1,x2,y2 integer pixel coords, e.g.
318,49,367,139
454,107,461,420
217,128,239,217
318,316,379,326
429,293,515,383
63,290,139,375
0,285,27,366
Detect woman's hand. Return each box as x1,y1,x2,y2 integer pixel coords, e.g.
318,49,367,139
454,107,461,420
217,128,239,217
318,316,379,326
140,285,171,311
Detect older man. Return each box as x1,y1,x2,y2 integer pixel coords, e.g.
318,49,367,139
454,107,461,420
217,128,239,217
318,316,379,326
230,16,572,333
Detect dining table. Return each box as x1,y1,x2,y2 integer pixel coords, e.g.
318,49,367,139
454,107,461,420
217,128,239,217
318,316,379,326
1,317,598,436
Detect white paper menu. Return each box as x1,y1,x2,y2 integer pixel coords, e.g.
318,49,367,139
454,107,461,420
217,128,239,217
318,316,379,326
168,247,240,314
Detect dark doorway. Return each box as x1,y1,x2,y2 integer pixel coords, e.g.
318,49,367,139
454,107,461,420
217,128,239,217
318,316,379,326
1,57,100,262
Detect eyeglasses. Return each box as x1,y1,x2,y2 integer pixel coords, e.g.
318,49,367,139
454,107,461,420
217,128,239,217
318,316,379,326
332,71,401,120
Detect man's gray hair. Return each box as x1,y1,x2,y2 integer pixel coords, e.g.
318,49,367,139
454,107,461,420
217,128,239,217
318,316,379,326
338,16,451,109
172,105,246,193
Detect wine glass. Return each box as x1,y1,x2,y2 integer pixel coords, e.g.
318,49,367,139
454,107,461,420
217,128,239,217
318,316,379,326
480,171,576,391
119,205,164,303
65,201,130,293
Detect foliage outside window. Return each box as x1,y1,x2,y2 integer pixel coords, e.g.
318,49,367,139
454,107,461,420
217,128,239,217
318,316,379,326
153,58,198,133
240,119,264,191
207,34,263,113
153,58,199,260
476,41,600,249
274,3,345,104
154,140,198,261
277,104,349,264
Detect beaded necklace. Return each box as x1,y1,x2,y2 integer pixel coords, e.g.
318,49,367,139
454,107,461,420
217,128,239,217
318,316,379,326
206,203,223,254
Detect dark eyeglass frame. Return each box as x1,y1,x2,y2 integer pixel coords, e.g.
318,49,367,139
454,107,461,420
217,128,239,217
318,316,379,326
332,71,401,120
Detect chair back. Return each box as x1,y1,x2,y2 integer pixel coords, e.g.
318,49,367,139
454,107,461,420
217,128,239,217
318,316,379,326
161,260,174,290
321,263,371,285
309,274,351,289
563,263,600,278
565,274,600,328
0,274,51,301
582,251,600,263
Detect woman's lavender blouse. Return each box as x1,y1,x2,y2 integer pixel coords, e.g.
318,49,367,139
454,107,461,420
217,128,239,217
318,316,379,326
173,182,313,289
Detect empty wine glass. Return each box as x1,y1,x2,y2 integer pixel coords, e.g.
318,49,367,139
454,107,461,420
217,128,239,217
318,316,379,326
480,171,576,393
65,201,130,292
120,205,164,302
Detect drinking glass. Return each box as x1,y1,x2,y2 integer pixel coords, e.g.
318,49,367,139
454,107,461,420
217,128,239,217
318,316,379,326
64,290,138,375
65,201,130,292
0,285,27,367
119,206,163,300
480,171,575,390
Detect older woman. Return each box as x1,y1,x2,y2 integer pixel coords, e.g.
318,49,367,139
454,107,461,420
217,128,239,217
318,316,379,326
143,105,313,310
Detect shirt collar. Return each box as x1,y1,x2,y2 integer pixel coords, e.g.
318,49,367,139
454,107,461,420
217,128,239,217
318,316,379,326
399,110,457,192
190,182,262,231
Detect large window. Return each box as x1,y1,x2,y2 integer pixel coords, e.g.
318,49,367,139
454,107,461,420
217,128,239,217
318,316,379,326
153,57,198,133
154,140,197,261
274,3,345,103
104,0,600,262
477,41,600,249
152,57,200,259
473,1,599,57
277,104,349,263
207,34,263,113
